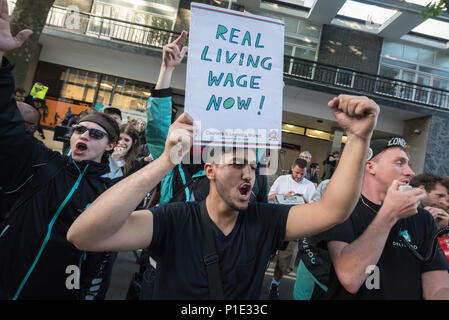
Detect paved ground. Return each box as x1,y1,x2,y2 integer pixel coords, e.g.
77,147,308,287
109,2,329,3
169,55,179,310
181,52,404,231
106,251,297,300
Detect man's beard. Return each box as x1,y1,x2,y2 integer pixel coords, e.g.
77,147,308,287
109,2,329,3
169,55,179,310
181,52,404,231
215,178,249,212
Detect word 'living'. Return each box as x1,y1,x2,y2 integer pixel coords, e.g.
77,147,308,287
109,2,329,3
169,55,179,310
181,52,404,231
200,24,271,114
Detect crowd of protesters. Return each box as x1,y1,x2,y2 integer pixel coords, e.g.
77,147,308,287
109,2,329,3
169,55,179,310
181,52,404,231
1,0,449,301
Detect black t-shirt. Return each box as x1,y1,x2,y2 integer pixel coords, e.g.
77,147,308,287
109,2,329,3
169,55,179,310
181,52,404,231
148,201,290,299
317,196,449,300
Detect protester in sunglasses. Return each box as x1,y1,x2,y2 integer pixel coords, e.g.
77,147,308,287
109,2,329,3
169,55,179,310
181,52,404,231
0,4,125,299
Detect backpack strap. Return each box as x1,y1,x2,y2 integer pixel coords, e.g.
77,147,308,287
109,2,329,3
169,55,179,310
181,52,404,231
171,164,206,202
199,200,224,300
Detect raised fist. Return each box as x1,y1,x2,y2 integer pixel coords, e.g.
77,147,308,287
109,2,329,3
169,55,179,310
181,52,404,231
328,95,379,141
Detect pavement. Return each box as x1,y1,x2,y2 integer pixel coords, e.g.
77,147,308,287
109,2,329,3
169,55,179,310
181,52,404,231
105,251,297,300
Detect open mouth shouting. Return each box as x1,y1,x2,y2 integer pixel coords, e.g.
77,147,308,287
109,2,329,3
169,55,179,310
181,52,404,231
73,142,88,156
238,183,252,201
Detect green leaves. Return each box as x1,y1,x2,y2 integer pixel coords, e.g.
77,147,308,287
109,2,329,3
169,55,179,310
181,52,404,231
420,0,447,19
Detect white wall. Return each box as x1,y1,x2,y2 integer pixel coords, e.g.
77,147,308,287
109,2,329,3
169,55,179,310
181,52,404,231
39,33,187,89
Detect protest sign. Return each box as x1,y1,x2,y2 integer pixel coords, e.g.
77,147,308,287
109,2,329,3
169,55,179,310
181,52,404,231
184,3,284,149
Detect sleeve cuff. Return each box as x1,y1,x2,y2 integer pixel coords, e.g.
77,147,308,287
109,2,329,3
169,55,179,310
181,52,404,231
151,88,172,98
1,56,13,71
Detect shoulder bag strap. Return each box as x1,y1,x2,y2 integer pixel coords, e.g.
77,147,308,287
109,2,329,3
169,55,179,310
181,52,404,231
199,200,224,300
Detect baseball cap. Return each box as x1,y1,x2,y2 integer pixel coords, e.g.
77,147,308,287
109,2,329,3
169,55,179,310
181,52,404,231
366,136,407,161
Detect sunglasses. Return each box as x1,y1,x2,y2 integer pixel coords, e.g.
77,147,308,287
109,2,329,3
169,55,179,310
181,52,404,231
71,125,108,140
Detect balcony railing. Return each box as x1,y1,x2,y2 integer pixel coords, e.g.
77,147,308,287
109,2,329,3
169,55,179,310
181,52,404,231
284,56,449,110
45,5,180,49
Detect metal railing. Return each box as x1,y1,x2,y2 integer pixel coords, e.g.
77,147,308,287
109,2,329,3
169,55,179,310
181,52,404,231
45,5,180,49
284,56,449,110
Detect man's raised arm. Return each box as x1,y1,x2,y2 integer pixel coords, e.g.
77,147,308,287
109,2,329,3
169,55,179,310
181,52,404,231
285,95,379,240
67,113,194,252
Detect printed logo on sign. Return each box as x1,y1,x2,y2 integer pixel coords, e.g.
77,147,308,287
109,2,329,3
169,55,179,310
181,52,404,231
268,130,279,142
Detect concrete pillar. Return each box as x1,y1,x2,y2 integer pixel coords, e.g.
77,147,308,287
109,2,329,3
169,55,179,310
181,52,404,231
331,128,343,153
403,116,431,175
423,114,449,176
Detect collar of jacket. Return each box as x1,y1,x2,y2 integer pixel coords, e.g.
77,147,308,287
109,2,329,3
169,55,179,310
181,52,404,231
68,157,110,179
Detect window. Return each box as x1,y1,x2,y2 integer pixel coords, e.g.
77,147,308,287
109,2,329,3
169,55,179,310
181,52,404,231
87,0,179,46
111,79,151,112
61,70,100,103
379,41,449,108
436,52,449,69
383,42,404,58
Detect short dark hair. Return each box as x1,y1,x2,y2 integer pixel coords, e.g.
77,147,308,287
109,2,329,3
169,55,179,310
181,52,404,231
14,88,26,95
442,177,449,192
410,173,447,193
292,158,308,169
310,162,319,169
104,107,122,120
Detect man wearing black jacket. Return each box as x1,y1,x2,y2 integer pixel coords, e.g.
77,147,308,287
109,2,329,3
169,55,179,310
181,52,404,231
0,1,120,300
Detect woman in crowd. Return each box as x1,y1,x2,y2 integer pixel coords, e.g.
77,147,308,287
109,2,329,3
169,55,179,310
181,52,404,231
110,123,143,178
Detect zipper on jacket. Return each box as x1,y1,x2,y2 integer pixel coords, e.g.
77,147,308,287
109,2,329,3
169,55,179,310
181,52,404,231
0,225,9,239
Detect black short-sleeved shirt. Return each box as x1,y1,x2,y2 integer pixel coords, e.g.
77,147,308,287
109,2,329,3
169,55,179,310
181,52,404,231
317,196,449,300
148,201,291,299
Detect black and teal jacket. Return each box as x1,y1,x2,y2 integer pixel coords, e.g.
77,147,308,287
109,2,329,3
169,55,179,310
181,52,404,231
0,58,114,300
145,89,209,204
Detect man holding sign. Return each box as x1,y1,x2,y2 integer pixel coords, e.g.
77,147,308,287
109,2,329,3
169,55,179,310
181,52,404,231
67,4,380,299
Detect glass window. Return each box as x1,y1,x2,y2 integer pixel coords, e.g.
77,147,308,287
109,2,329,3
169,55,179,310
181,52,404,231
285,36,317,49
96,76,115,106
282,124,305,135
435,52,449,69
418,48,434,64
294,47,316,61
111,79,151,112
379,65,400,79
432,78,449,90
402,70,415,83
284,16,299,34
419,66,449,78
382,57,417,70
404,45,419,61
284,45,293,56
383,42,404,58
297,20,321,39
60,69,99,102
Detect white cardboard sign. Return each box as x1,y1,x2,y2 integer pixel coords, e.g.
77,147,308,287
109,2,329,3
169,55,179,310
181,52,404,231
184,3,284,149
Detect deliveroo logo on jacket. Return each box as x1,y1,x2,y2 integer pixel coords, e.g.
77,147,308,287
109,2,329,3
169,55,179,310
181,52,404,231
400,230,411,243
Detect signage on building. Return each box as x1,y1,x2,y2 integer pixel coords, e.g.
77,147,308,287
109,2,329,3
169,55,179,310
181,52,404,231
184,3,284,149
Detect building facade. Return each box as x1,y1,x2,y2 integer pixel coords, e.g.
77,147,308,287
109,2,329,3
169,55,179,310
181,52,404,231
10,0,449,176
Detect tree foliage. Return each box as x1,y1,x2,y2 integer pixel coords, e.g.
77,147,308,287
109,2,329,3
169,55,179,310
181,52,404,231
420,0,449,18
6,0,55,89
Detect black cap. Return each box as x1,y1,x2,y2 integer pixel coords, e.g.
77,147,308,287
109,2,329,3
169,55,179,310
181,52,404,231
103,107,122,120
366,136,407,161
